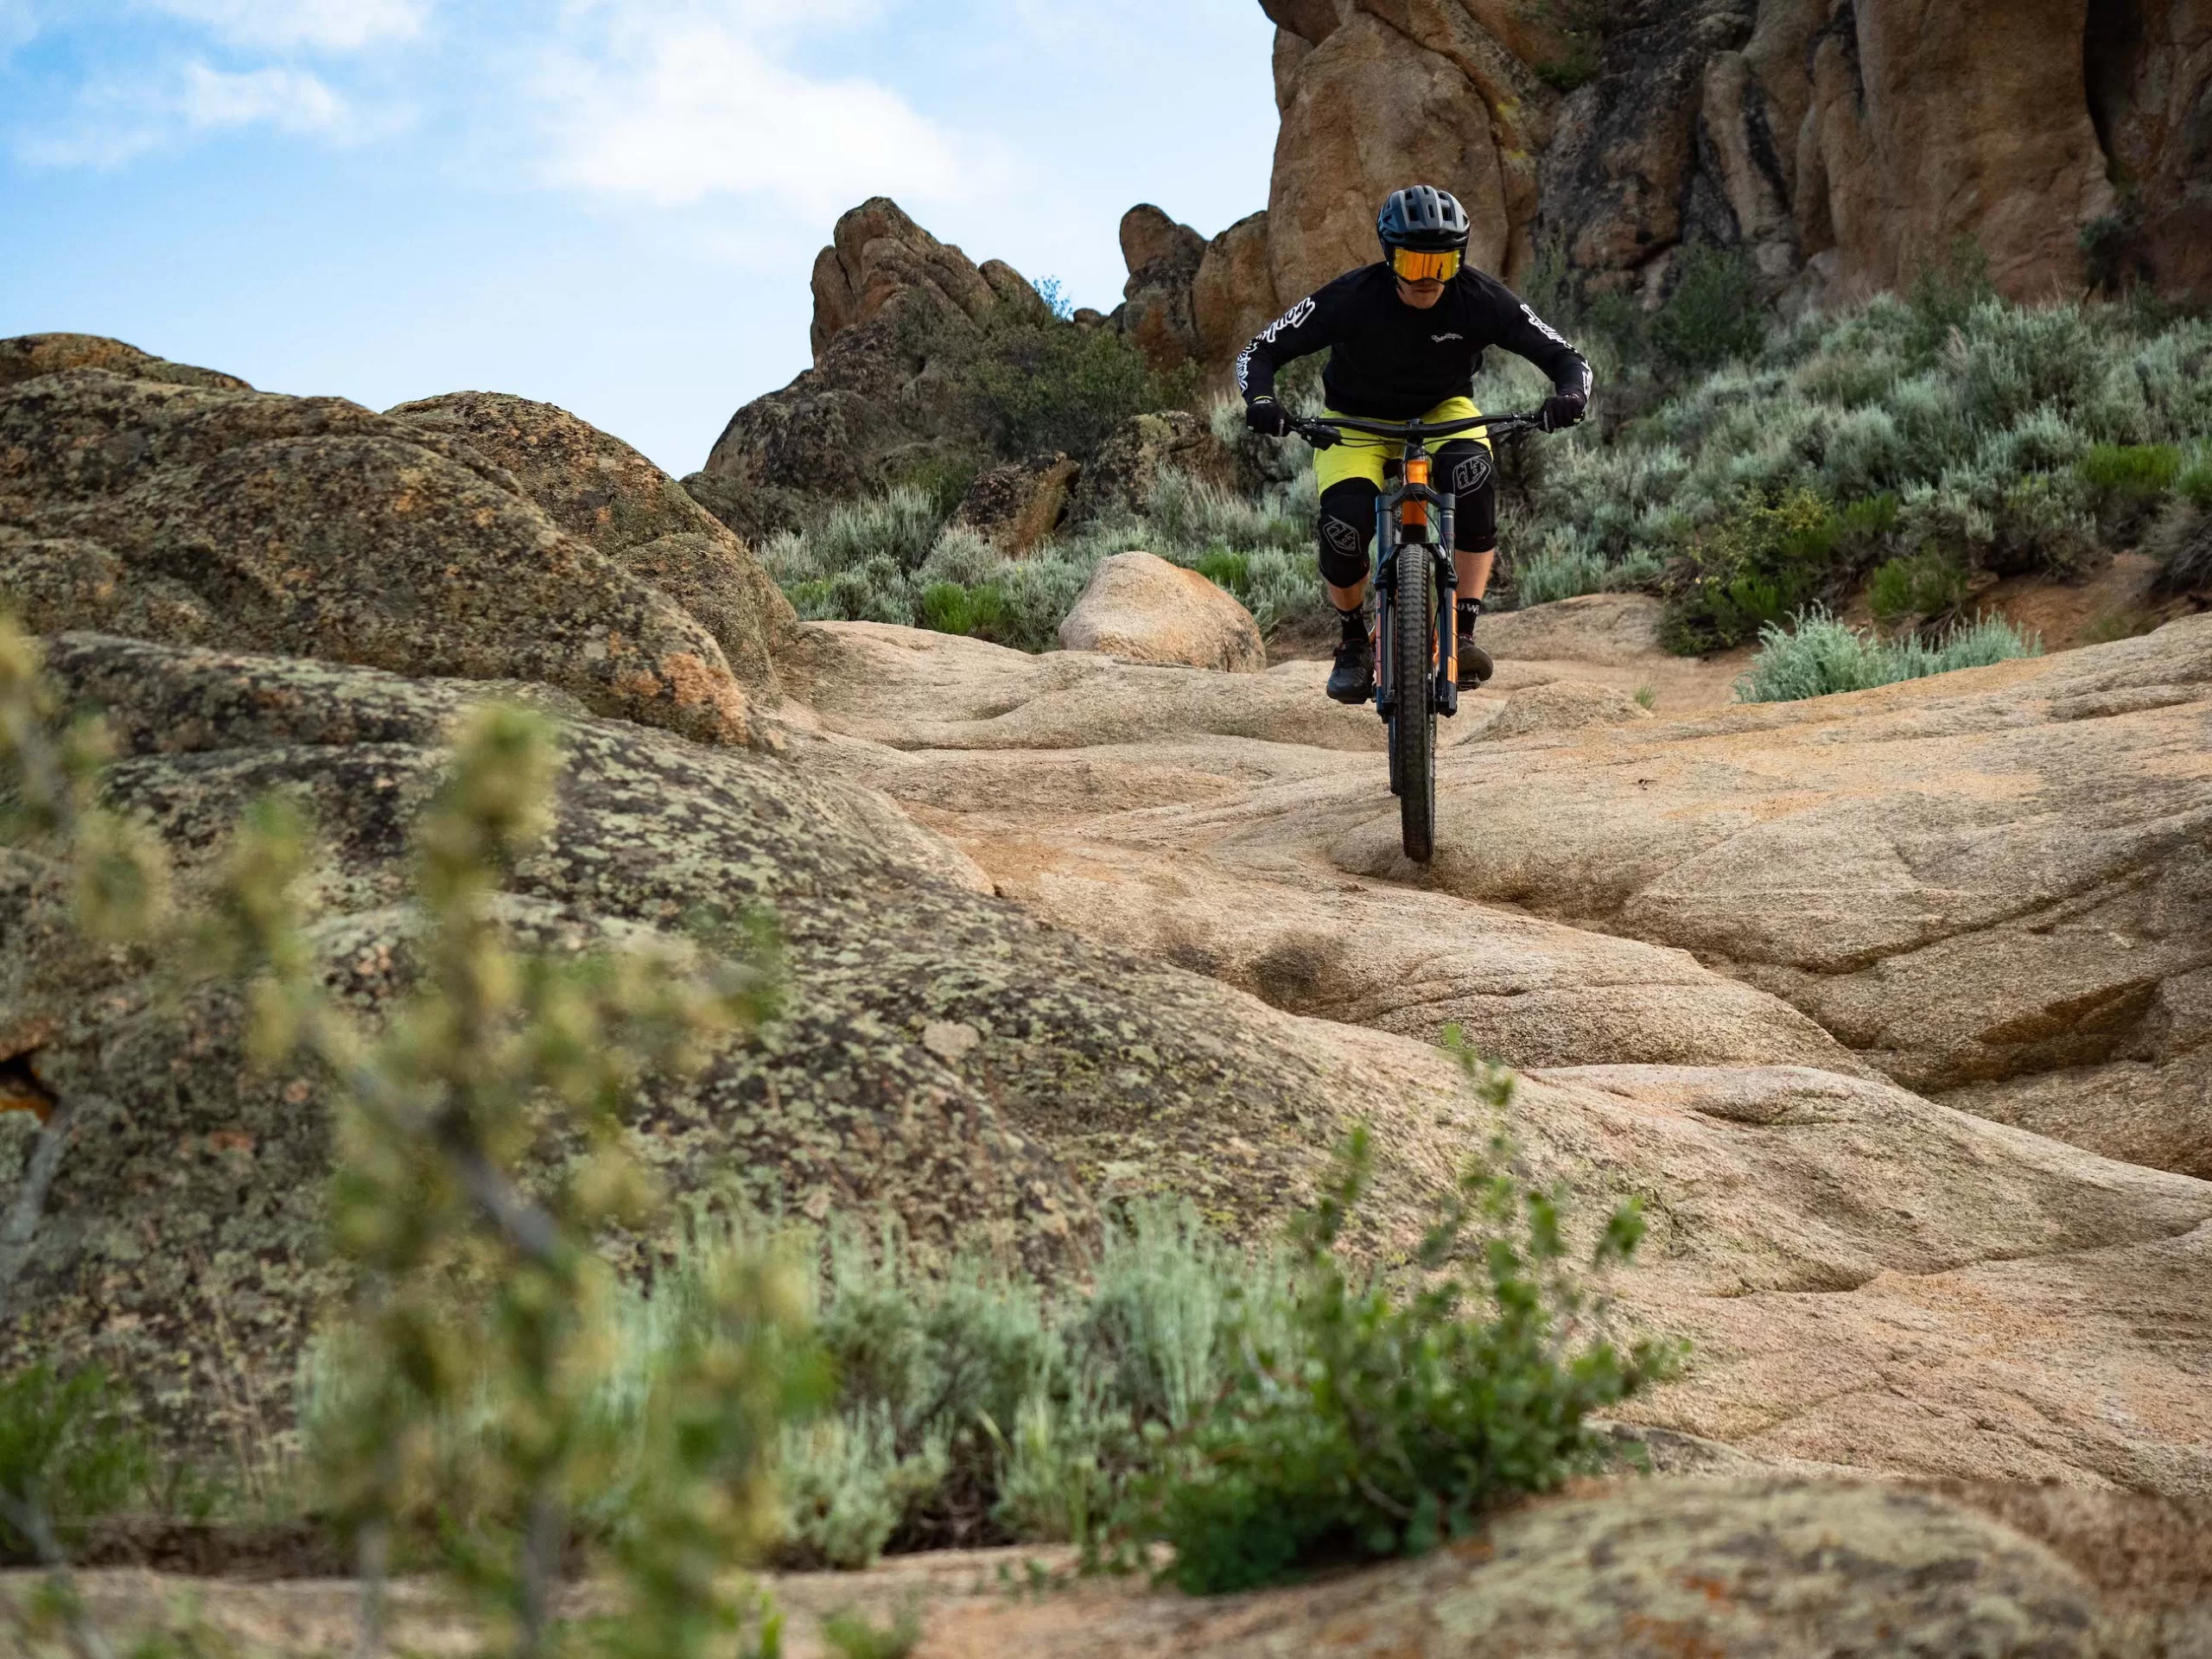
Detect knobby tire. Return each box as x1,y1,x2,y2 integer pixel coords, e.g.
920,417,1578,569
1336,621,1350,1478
1392,545,1437,862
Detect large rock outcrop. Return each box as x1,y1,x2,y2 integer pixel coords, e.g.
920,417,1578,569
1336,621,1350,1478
1116,0,2210,385
385,390,797,695
0,337,786,746
695,199,1051,538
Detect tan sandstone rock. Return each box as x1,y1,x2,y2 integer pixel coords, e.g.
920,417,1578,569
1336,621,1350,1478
1479,594,1668,664
33,1478,2209,1656
1191,210,1281,373
1479,678,1653,741
1333,618,2212,1179
1057,551,1268,672
1800,0,2118,301
1268,10,1516,302
778,619,2212,1497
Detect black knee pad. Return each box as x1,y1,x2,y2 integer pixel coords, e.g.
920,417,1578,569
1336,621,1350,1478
1437,440,1499,550
1317,480,1378,588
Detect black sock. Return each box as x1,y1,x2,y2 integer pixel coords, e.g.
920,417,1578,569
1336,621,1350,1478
1337,605,1365,640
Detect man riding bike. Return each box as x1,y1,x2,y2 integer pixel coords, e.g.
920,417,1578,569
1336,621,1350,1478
1238,184,1593,704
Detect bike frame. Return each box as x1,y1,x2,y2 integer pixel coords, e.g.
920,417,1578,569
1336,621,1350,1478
1289,410,1536,723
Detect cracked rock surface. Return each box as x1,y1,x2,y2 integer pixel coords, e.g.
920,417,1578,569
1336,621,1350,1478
781,614,2212,1493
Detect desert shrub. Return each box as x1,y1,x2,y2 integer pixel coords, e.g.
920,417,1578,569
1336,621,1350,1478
2149,500,2212,592
1650,245,1764,373
1127,1056,1675,1595
1661,486,1841,652
814,486,950,576
2078,442,2183,537
961,315,1199,460
0,1366,149,1562
1508,279,2210,652
1867,548,1968,622
2178,452,2212,509
1734,607,2041,702
915,580,1009,641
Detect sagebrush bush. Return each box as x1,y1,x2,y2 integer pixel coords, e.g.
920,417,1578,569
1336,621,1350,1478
1130,1055,1675,1595
1503,272,2211,642
958,312,1198,460
1734,607,2042,702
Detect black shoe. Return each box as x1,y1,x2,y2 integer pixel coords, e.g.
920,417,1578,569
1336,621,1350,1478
1457,605,1494,686
1326,630,1376,703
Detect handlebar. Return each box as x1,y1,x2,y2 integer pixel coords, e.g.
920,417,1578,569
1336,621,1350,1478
1287,410,1541,449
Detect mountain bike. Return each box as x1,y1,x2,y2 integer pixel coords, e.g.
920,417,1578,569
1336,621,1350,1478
1287,410,1539,864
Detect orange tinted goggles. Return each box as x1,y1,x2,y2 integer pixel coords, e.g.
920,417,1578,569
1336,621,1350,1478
1389,247,1463,283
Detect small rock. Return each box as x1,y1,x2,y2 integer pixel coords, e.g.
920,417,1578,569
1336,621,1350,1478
1058,552,1267,674
922,1020,982,1062
1482,680,1653,741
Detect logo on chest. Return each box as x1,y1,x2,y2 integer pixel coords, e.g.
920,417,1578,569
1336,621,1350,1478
1431,332,1465,343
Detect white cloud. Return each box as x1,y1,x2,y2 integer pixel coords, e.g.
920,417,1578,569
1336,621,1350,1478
19,59,363,166
531,3,1000,215
136,0,429,51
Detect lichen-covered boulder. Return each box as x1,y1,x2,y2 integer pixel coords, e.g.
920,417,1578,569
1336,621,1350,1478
0,339,761,746
1057,552,1267,673
947,454,1080,554
0,633,1464,1451
385,390,796,696
0,333,249,392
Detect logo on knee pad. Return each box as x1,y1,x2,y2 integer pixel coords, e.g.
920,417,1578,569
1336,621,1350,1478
1452,451,1493,494
1322,519,1364,555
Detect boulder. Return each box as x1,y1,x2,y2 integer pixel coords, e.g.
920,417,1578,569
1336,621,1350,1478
1056,551,1268,672
946,453,1080,555
1479,594,1668,665
1066,410,1236,525
385,390,796,696
1116,204,1209,371
0,340,761,746
0,333,249,392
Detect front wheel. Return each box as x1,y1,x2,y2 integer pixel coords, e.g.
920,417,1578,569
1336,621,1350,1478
1390,544,1437,862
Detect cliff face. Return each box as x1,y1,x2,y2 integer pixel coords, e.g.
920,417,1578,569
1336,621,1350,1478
1109,0,2209,381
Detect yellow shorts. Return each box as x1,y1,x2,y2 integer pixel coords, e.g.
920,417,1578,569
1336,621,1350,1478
1312,397,1491,496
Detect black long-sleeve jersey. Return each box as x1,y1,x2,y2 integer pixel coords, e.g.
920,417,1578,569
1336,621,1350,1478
1236,263,1592,421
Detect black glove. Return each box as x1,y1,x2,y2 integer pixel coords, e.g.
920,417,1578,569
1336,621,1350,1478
1245,396,1291,437
1535,392,1587,434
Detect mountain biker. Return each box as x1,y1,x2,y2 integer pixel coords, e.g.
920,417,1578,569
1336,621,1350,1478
1237,185,1593,704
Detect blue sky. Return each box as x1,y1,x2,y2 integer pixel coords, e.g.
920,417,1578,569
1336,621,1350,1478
1,0,1280,472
